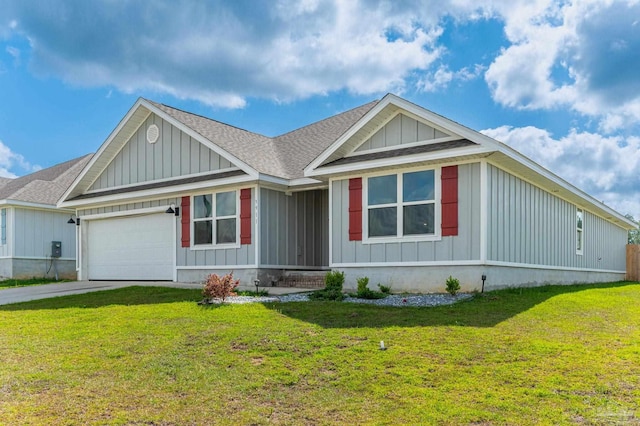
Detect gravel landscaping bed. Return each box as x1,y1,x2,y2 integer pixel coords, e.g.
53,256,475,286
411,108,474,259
208,292,473,306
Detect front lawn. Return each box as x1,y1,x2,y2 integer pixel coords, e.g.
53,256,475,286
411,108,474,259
0,283,638,424
0,277,70,289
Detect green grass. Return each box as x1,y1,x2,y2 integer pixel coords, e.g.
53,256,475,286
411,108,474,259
0,283,639,424
0,277,70,289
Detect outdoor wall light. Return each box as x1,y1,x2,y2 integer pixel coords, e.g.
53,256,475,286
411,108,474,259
165,204,180,216
67,214,80,226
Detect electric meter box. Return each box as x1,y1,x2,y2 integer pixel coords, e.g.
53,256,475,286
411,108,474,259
51,241,62,258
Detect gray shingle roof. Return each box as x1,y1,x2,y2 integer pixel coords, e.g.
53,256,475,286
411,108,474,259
147,99,378,179
0,154,93,205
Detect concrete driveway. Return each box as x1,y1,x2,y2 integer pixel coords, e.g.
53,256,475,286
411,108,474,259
0,281,201,306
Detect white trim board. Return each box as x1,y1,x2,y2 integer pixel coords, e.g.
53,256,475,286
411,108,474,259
330,259,625,274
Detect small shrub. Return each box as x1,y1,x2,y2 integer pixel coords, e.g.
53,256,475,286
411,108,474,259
309,270,345,301
353,276,387,299
325,270,345,291
378,284,391,294
202,272,240,302
445,276,461,296
235,289,269,297
357,277,369,294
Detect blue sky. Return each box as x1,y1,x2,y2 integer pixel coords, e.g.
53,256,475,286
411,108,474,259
0,0,639,218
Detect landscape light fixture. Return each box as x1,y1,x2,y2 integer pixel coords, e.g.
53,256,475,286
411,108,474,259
481,274,487,293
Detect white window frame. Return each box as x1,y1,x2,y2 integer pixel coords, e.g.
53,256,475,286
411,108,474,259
576,207,584,255
191,189,240,250
362,166,441,244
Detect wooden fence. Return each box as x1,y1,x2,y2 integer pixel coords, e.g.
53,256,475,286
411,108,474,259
627,245,640,281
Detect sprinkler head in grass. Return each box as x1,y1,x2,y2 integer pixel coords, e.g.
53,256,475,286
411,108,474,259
380,341,387,351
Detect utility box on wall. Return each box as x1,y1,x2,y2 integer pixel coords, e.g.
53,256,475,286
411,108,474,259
51,241,62,258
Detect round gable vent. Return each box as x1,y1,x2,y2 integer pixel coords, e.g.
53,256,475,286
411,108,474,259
146,124,160,144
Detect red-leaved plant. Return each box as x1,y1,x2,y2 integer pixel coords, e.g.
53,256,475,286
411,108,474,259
202,272,240,302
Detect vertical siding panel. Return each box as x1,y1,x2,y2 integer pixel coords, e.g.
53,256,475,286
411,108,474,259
401,115,418,144
331,181,341,263
113,152,123,187
385,115,401,147
161,120,171,178
190,138,200,173
180,134,190,175
199,143,210,172
121,139,130,185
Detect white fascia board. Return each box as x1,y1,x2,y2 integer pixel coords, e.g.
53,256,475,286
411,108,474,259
142,100,259,180
59,98,152,206
307,145,494,178
256,173,326,190
59,173,255,209
0,199,74,212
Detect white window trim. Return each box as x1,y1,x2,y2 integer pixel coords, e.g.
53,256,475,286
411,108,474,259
362,166,441,244
191,190,241,250
576,207,584,256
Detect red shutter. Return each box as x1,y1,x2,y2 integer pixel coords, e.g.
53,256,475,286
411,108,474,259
441,166,458,236
348,178,363,241
240,188,252,245
181,196,190,247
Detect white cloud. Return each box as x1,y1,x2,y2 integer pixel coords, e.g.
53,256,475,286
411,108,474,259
484,0,640,132
5,45,20,66
0,140,40,178
482,125,640,218
418,64,483,92
0,0,454,108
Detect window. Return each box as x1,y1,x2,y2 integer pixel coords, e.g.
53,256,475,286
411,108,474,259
0,208,5,245
366,170,436,239
193,191,238,246
576,208,584,255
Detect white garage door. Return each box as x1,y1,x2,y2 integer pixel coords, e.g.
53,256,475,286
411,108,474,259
87,213,174,280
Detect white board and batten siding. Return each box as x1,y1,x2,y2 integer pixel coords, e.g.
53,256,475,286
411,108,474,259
259,188,329,268
486,165,627,272
331,163,482,265
89,113,234,192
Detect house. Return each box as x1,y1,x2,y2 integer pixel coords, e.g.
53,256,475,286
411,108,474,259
58,94,635,292
0,154,92,280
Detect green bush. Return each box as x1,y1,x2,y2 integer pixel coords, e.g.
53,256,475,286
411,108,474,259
351,276,388,300
378,284,391,294
357,277,369,294
445,276,461,296
325,270,345,290
309,270,346,301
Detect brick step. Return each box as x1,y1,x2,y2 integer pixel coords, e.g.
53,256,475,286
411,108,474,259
280,272,327,289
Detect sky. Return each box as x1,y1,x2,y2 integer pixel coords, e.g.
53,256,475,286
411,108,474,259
0,0,639,219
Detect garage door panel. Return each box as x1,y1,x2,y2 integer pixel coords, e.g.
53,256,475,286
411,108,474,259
88,214,174,280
